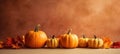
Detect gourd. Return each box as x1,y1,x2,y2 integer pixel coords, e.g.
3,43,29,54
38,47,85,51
46,35,59,48
25,24,47,48
78,35,89,48
88,35,103,48
59,29,78,48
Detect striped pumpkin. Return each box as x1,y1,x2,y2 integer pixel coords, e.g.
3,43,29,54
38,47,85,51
46,35,59,48
25,24,48,48
88,35,103,48
59,29,78,48
78,35,89,48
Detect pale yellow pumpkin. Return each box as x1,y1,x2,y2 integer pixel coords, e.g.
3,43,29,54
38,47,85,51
88,35,103,48
46,35,59,48
78,35,89,48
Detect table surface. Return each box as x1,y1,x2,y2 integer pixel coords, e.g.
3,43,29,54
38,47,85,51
0,48,120,54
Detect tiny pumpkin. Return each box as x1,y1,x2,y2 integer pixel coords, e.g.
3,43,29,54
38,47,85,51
78,35,89,48
59,29,78,48
88,35,103,48
25,24,47,48
46,35,59,48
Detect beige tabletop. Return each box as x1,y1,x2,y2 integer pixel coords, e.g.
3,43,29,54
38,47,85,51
0,48,120,54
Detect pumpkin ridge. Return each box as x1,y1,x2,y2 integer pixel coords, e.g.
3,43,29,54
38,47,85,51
25,24,47,48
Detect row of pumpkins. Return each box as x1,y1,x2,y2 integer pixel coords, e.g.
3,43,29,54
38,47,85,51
25,24,112,49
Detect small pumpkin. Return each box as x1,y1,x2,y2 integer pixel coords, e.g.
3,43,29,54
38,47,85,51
88,35,103,48
46,35,59,48
78,35,89,48
59,29,78,48
25,24,47,48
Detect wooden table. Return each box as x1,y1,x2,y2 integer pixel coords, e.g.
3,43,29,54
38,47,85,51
0,48,120,54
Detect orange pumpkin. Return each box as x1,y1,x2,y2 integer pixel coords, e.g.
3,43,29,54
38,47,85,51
88,35,104,48
59,29,78,48
78,35,89,48
25,24,47,48
46,35,59,48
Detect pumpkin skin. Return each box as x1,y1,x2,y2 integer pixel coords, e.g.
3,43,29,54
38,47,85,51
78,35,89,48
46,35,59,48
88,35,103,48
25,24,47,48
60,29,78,48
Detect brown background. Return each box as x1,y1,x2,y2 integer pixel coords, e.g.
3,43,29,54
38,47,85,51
0,0,120,41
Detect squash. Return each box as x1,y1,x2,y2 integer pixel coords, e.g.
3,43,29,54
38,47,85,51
88,35,103,48
78,35,89,48
59,29,78,48
46,35,59,48
25,24,47,48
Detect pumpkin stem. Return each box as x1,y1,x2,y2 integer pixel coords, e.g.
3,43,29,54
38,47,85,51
94,35,97,39
83,35,85,38
67,29,72,34
34,24,40,32
52,35,55,39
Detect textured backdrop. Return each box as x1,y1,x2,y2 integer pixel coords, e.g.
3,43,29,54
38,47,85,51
0,0,120,41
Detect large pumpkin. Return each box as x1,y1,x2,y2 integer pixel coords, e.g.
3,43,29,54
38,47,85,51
88,35,103,48
59,29,78,48
78,35,89,48
46,35,59,48
25,24,47,48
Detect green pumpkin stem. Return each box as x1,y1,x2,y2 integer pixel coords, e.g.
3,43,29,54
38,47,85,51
52,35,55,39
34,24,40,32
67,29,72,34
83,35,85,38
94,35,97,39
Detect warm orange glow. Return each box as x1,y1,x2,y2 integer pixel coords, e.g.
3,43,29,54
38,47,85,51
0,0,120,41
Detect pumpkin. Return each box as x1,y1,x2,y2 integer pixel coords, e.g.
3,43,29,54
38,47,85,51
102,37,113,49
78,35,89,48
46,35,59,48
59,29,78,48
88,35,103,48
25,24,47,48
